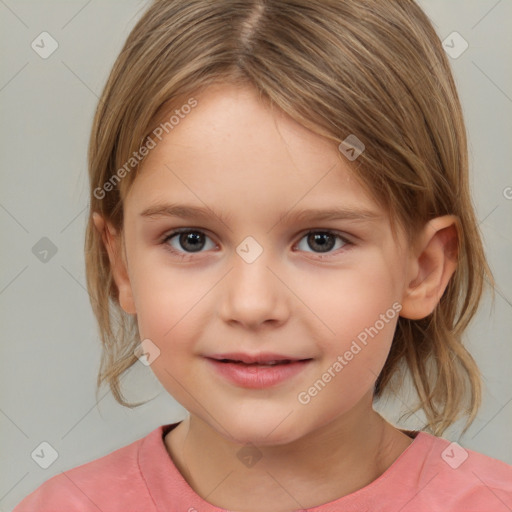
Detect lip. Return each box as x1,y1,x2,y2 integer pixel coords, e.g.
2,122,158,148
207,352,309,364
205,353,313,389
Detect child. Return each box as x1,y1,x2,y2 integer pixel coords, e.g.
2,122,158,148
14,0,512,510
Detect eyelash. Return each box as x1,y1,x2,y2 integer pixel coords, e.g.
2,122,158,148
160,228,354,261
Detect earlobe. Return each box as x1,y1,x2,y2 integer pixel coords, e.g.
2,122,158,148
92,212,137,315
400,215,459,320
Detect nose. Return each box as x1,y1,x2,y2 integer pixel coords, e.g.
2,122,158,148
218,249,290,330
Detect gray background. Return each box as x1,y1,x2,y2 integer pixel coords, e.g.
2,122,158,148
1,0,511,510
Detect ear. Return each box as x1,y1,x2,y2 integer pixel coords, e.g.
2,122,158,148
400,215,459,320
92,212,136,315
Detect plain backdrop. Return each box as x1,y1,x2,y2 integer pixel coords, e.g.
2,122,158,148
1,0,511,510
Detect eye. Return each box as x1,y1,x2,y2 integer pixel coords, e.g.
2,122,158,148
162,229,216,259
295,230,351,257
161,228,352,260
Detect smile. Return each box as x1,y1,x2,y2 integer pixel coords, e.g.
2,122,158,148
205,355,313,389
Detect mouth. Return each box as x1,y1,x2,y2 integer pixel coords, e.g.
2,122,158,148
205,353,314,388
212,358,311,367
207,352,313,366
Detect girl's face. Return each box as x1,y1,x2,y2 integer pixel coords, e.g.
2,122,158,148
115,83,414,445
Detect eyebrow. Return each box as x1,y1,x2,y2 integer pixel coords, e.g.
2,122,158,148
139,203,381,226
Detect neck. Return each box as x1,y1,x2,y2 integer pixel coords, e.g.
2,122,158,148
164,396,413,511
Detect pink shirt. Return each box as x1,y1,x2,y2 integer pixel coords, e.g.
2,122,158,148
13,422,512,511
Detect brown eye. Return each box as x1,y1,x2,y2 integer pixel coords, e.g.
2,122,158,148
162,229,215,255
296,230,350,256
175,231,205,252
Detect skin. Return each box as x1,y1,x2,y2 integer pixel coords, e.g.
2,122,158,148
94,83,458,511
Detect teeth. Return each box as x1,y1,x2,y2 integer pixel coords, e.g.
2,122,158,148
243,360,290,365
218,359,292,365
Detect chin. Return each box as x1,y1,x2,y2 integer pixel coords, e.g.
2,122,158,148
217,409,309,447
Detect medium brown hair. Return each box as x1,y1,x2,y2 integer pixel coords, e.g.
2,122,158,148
85,0,493,436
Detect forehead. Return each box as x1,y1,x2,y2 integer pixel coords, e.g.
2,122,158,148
126,84,381,217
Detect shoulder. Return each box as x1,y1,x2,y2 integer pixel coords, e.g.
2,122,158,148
406,432,512,511
12,426,167,512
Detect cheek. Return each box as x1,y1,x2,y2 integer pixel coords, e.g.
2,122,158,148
296,258,400,344
129,260,217,364
298,259,401,398
130,265,209,397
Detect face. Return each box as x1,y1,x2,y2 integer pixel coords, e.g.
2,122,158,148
114,83,413,446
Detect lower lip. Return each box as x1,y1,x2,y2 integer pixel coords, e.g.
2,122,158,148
206,358,311,389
